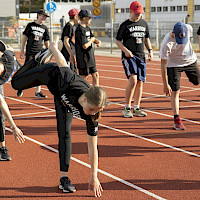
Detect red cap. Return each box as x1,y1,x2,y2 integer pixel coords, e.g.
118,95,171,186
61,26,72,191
68,8,80,17
130,1,144,14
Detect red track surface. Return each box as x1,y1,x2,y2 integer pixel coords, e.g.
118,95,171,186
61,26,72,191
0,53,200,200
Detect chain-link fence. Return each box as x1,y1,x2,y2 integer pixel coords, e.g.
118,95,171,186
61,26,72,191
0,17,199,51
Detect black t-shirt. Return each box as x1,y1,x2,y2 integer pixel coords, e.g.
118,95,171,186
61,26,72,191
47,65,98,135
61,22,76,61
23,22,50,56
197,27,200,35
75,24,96,69
116,19,150,59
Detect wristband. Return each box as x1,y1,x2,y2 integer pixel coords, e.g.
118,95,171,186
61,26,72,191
148,49,152,52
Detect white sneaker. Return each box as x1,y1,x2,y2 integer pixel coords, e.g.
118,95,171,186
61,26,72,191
122,107,133,118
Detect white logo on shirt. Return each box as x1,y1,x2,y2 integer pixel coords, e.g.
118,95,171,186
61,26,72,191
61,94,81,117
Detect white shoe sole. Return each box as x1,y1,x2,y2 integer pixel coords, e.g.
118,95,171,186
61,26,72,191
59,184,76,193
122,110,133,118
41,40,63,64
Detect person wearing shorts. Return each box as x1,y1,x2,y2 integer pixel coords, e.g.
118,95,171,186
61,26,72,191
75,9,101,86
61,8,79,73
116,1,153,118
160,22,200,130
11,41,106,197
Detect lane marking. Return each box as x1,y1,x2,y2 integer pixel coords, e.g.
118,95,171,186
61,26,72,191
98,69,189,80
12,110,54,117
100,75,200,90
5,127,166,200
7,96,200,158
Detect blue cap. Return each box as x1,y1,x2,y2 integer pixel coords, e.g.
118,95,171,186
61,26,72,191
173,22,188,44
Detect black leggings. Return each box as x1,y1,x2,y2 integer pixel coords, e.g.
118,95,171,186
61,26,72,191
11,59,73,172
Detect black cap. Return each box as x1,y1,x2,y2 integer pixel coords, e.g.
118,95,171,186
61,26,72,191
78,9,93,18
0,50,16,85
37,9,49,17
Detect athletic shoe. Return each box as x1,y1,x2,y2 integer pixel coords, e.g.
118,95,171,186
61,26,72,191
59,177,76,193
122,107,133,118
0,40,7,52
174,117,186,130
0,146,11,161
133,108,147,117
34,91,47,98
17,90,23,97
35,40,63,65
35,48,51,64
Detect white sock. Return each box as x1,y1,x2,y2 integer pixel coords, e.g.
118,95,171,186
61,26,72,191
125,104,131,109
134,105,139,110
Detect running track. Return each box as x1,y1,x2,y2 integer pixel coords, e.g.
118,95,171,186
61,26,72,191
0,52,200,200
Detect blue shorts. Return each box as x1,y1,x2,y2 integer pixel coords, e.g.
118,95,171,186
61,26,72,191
122,56,146,82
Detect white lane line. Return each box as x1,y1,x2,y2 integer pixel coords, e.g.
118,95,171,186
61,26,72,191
12,110,54,117
100,75,200,90
98,69,189,80
101,85,200,105
5,127,166,200
98,123,200,158
7,96,200,158
13,114,56,119
5,96,54,111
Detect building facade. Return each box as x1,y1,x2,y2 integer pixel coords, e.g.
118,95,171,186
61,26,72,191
115,0,200,24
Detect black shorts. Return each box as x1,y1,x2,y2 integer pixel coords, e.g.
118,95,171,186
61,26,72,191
167,61,200,91
78,66,97,76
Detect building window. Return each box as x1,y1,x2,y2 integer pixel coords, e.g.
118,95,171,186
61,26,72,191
126,8,129,13
163,6,168,12
177,6,182,11
170,6,176,11
151,7,156,12
121,8,125,13
195,5,200,11
115,8,121,13
184,6,187,11
157,7,162,12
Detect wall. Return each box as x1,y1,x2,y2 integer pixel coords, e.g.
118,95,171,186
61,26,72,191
0,0,16,17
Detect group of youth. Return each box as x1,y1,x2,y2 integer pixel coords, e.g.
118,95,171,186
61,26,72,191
0,0,200,198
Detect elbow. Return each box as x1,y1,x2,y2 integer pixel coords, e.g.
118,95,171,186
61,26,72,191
82,44,87,49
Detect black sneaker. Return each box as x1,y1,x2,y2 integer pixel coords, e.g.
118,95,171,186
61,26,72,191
34,91,47,98
0,40,7,52
0,146,11,161
17,90,23,97
59,177,76,193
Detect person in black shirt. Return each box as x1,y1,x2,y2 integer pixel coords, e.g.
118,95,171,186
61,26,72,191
61,8,79,73
11,41,106,197
19,9,50,98
0,41,25,160
116,1,153,118
75,9,101,86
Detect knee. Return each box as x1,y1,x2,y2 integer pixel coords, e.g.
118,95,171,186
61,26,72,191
128,75,137,86
11,78,19,90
